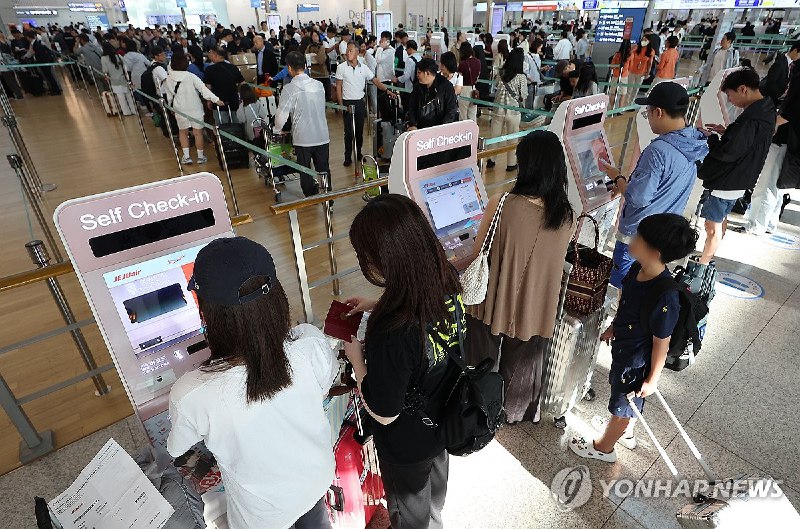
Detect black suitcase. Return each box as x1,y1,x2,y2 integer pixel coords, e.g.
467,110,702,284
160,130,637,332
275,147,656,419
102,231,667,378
20,69,46,96
214,108,250,169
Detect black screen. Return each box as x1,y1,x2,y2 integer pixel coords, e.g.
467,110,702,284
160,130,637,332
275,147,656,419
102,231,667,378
89,209,216,257
417,145,472,171
572,113,603,130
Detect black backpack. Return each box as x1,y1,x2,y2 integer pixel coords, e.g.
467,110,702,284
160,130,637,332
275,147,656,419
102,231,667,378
631,263,710,372
406,296,506,456
140,62,165,100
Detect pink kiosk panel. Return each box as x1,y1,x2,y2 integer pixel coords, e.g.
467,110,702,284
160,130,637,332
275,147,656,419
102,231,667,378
389,121,487,270
54,173,233,449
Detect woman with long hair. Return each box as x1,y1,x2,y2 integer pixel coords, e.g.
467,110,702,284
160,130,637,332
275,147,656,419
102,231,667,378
466,130,575,425
167,237,338,528
609,38,632,106
493,38,510,79
306,30,330,99
121,37,150,109
457,41,482,121
573,62,599,97
343,194,463,529
100,41,135,115
625,35,655,105
487,47,528,171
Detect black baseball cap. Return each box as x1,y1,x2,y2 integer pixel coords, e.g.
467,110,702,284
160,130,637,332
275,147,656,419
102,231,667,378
634,82,690,111
187,237,278,306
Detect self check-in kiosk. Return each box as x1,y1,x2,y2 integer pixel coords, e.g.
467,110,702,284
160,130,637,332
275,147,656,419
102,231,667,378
53,173,231,451
548,93,621,247
388,120,488,270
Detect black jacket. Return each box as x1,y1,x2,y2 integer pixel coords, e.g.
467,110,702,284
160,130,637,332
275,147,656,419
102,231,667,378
760,53,789,107
774,58,800,146
698,96,776,191
406,74,459,130
256,43,279,80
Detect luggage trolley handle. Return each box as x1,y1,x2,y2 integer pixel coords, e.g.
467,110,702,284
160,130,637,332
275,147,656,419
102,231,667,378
626,390,718,484
215,106,233,123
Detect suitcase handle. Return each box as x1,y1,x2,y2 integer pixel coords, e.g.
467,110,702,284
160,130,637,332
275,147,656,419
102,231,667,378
626,390,718,483
328,485,345,512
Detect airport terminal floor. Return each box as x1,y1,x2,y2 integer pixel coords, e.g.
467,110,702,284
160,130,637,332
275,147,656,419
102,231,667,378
1,40,800,529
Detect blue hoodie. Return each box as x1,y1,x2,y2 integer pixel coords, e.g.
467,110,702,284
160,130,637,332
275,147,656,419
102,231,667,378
618,127,709,238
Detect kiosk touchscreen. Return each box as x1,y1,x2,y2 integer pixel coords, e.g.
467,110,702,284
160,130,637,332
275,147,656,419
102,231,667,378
548,93,621,247
53,173,233,450
388,121,487,269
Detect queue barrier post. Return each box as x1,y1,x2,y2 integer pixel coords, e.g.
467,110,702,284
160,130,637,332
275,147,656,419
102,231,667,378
0,372,55,464
317,171,340,297
477,136,487,180
128,81,149,145
213,124,241,217
8,155,64,263
76,59,91,95
0,92,56,195
108,79,125,125
159,97,184,176
287,209,315,323
89,65,103,102
25,240,110,398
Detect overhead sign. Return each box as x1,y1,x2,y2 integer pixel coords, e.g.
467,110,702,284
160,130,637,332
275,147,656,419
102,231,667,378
595,7,646,44
716,271,764,299
68,2,104,12
176,0,187,7
297,3,320,12
16,9,58,16
584,0,599,8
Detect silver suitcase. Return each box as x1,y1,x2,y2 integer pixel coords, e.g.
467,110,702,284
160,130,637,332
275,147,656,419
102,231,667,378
540,262,605,428
628,390,800,528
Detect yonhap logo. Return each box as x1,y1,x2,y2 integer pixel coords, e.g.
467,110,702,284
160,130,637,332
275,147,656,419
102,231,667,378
551,465,592,510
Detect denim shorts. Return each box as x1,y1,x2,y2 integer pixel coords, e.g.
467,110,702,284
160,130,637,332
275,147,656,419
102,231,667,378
701,193,739,223
608,364,650,418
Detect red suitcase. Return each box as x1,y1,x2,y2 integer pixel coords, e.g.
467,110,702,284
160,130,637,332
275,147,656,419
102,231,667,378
327,394,385,529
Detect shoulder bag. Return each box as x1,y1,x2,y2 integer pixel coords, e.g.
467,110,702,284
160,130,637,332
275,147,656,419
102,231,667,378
460,193,509,306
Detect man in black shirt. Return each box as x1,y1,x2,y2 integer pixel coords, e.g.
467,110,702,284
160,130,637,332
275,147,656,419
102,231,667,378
204,46,245,123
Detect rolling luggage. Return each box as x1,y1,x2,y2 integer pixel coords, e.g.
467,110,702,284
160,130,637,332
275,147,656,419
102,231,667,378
628,390,800,528
214,108,250,170
20,68,46,96
101,91,119,116
327,392,385,529
540,262,605,428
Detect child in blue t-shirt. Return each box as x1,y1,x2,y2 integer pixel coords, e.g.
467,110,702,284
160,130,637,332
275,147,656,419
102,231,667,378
570,213,698,463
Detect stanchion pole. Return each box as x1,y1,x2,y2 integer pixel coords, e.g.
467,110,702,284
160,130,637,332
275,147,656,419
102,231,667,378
91,66,103,101
77,61,90,96
213,125,241,216
129,83,149,145
0,374,54,464
477,136,487,179
160,98,184,176
2,116,57,197
25,240,110,397
8,155,63,261
318,171,339,296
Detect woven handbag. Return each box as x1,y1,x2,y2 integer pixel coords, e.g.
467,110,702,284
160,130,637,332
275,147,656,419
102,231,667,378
461,193,509,306
564,214,613,315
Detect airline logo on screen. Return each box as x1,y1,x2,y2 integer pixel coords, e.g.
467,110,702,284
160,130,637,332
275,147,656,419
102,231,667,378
416,130,474,152
574,100,606,116
79,189,211,231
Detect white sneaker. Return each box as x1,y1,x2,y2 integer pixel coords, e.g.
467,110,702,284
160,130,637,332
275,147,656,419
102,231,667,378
181,156,193,165
591,415,637,449
196,155,208,164
569,435,617,463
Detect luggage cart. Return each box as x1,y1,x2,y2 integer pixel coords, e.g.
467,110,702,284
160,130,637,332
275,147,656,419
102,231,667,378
252,117,302,202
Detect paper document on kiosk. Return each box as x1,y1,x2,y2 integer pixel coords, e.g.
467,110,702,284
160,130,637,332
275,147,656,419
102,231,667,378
49,438,174,529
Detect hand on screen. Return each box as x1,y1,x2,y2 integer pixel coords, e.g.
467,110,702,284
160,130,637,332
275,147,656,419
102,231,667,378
599,158,620,179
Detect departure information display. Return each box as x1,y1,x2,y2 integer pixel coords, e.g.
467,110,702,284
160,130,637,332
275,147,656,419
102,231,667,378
595,7,646,44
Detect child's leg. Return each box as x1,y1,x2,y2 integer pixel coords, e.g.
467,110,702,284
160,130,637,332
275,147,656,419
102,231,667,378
595,416,632,453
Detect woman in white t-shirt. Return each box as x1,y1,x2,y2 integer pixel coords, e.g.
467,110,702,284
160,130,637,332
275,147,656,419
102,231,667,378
439,51,463,96
167,236,339,529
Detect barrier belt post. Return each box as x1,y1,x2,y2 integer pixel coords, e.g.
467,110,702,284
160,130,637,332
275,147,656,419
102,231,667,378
8,155,64,262
76,60,90,96
129,83,149,145
25,240,110,397
618,111,637,170
212,125,241,216
160,97,184,176
1,114,56,194
109,82,124,125
0,372,54,464
318,171,340,296
288,209,315,323
90,66,103,101
477,136,487,179
349,104,359,182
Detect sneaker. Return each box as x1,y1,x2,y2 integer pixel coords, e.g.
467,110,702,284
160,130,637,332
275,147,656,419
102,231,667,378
591,416,637,449
506,164,518,172
181,156,193,165
196,155,208,164
486,159,496,168
569,435,617,463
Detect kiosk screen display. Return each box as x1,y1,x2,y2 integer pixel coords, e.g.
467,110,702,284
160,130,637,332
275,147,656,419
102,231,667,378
569,129,612,195
103,244,205,358
418,168,483,263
